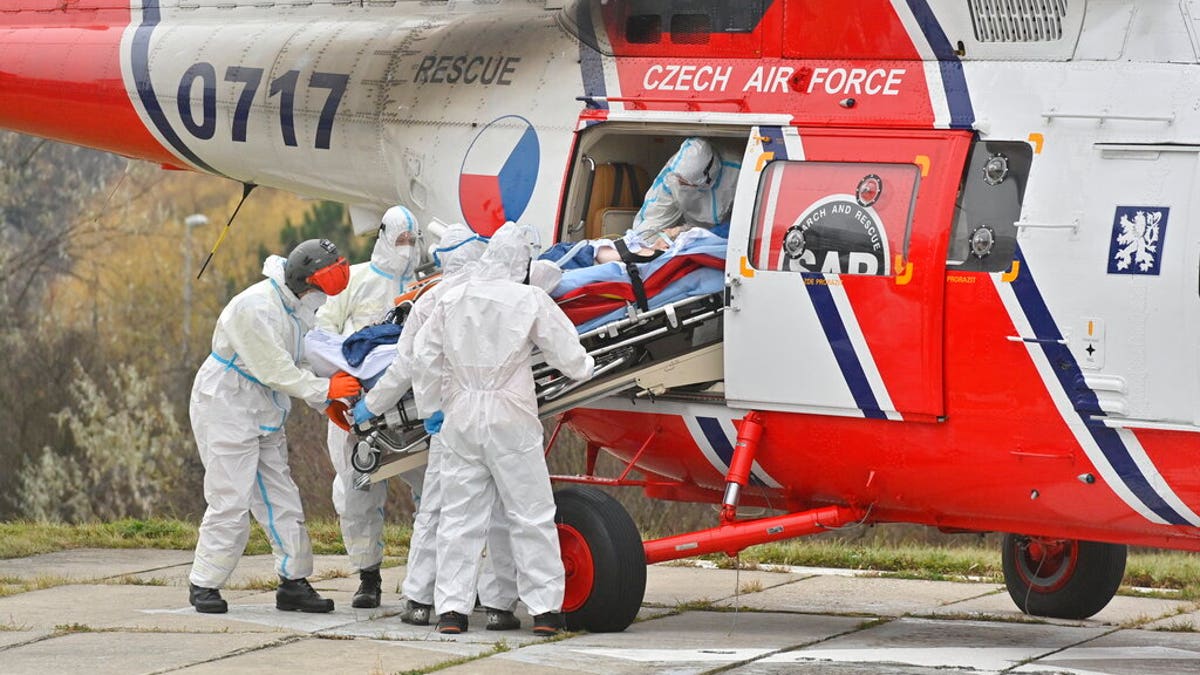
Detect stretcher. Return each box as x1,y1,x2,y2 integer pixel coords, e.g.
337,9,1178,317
351,235,729,487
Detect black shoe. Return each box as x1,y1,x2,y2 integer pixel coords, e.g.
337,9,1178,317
437,611,469,634
400,600,432,626
485,607,521,631
189,583,228,614
532,611,564,637
351,568,382,609
276,577,334,613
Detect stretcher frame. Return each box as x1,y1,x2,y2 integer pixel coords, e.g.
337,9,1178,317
352,290,725,488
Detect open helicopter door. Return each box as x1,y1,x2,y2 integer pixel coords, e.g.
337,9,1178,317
724,126,972,421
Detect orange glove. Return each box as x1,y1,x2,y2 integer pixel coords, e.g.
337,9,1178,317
325,400,351,432
327,371,361,400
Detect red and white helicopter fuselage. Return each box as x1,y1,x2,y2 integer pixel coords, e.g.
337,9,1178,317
3,0,1199,624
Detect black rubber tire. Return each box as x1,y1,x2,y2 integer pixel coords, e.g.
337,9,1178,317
554,486,646,633
1001,533,1126,619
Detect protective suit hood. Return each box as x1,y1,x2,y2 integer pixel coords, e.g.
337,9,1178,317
670,138,718,189
478,222,538,283
372,205,420,279
435,223,488,277
264,255,323,328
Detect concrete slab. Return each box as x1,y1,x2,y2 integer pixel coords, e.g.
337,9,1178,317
451,610,864,675
129,554,354,588
310,563,407,595
1141,603,1200,632
175,635,451,674
142,589,399,633
323,606,545,657
0,631,284,675
715,574,999,616
0,585,283,633
736,616,1111,673
929,588,1195,627
1013,627,1200,674
643,564,805,607
0,549,193,582
0,630,47,649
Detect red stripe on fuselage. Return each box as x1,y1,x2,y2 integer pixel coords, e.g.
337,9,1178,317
0,3,174,165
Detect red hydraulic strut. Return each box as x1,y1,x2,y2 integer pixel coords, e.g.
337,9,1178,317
643,504,865,564
721,410,765,523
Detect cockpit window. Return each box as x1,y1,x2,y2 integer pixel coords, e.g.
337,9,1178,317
671,14,712,45
559,0,765,56
625,14,662,44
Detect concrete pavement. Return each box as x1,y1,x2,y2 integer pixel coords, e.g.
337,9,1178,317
1,549,1198,674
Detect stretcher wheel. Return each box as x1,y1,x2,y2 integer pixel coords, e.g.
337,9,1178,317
351,442,381,474
554,486,645,633
1002,534,1126,619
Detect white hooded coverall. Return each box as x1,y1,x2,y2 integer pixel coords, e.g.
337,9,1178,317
364,223,519,611
627,137,740,251
411,222,595,617
189,256,331,589
316,205,419,573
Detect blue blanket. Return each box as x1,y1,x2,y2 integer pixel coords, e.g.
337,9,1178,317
551,231,728,299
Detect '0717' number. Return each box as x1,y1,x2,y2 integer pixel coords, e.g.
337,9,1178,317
176,62,348,150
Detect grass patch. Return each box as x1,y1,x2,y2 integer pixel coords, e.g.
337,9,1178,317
0,518,411,560
1150,618,1198,633
398,639,513,674
0,575,77,598
709,540,1200,594
721,540,1003,581
1125,552,1200,600
739,580,764,594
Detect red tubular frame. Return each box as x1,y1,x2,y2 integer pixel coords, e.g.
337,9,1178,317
643,504,865,564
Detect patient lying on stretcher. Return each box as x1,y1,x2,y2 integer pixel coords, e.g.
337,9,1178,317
543,228,729,333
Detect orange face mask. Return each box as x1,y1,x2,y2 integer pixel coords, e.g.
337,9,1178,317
307,257,350,295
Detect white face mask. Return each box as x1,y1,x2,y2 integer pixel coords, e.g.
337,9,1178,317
299,291,327,315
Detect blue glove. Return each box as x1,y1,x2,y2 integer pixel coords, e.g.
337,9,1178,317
423,410,444,435
352,399,376,426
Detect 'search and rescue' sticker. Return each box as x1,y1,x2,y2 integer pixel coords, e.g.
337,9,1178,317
782,195,890,276
1107,206,1168,275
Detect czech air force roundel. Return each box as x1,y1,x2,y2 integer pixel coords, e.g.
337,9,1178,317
458,115,540,236
782,195,890,275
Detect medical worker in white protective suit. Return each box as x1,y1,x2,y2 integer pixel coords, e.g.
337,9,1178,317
411,222,594,636
189,239,360,615
622,137,740,254
315,205,420,609
351,224,522,630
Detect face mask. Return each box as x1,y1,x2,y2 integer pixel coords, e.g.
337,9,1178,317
299,291,327,314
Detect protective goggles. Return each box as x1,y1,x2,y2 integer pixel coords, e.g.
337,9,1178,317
307,257,350,295
432,235,488,268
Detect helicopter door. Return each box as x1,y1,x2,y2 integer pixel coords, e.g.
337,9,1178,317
724,126,972,422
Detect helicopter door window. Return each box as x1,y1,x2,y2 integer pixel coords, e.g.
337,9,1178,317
947,140,1032,272
749,161,919,275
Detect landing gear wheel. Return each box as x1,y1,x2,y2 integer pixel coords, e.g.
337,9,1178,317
554,486,645,633
351,442,380,474
1001,533,1126,620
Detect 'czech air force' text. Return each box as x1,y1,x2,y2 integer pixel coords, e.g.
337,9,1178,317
642,64,905,95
